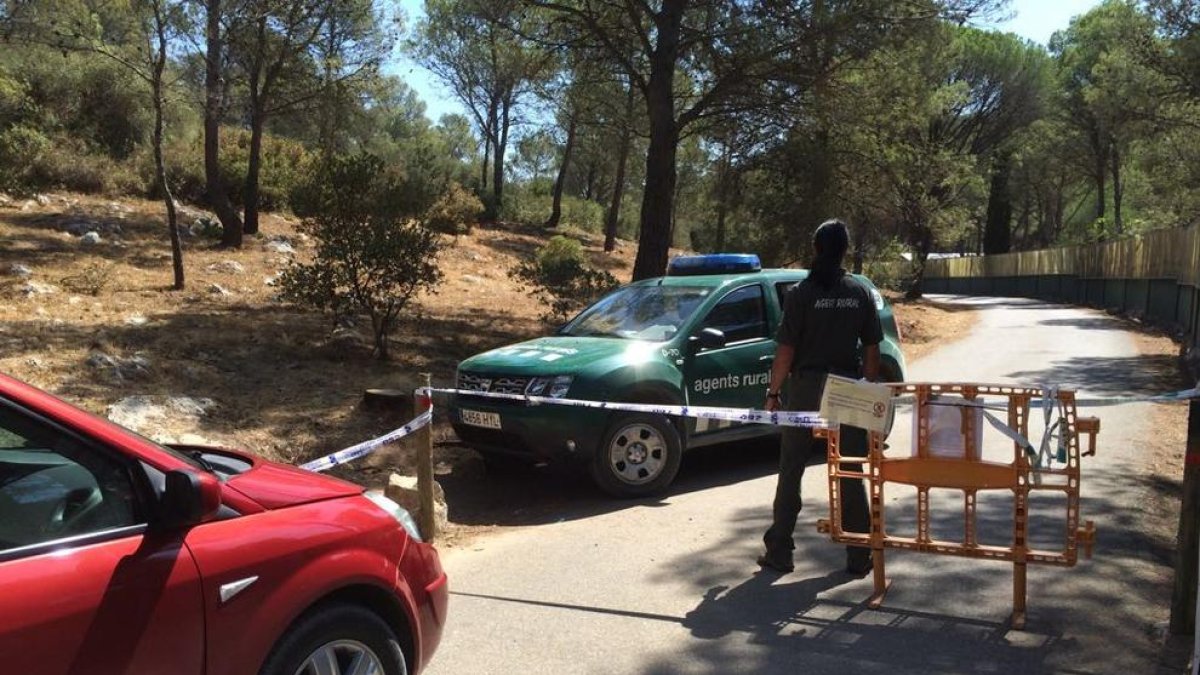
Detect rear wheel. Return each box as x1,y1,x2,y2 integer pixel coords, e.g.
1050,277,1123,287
590,413,682,498
260,603,408,675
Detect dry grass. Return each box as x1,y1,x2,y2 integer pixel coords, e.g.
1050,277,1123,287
0,193,644,478
887,293,981,364
0,194,990,546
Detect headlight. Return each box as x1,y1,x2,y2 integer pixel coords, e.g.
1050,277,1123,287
527,377,550,396
364,490,422,542
527,375,573,398
548,375,573,398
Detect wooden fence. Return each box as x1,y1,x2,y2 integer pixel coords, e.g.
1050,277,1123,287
923,226,1200,350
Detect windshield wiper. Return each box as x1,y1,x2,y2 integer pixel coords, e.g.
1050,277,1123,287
188,450,217,473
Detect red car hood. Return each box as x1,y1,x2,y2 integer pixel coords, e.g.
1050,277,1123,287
223,453,362,510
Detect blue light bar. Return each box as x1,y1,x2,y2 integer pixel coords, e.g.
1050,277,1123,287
667,253,762,276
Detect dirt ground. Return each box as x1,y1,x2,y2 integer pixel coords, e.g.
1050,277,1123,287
0,192,989,546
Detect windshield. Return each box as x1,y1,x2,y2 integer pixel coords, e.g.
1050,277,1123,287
561,285,710,340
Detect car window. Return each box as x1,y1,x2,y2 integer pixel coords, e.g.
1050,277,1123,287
561,285,711,340
701,284,767,343
0,404,141,552
775,281,797,309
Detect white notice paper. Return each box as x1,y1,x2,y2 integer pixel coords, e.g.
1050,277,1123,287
819,375,895,435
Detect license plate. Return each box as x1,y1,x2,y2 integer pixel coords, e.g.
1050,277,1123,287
460,409,501,430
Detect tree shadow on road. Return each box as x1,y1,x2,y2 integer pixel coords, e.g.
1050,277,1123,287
1008,354,1187,398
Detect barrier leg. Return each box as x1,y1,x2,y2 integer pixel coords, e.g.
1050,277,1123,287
1013,561,1027,630
869,548,890,609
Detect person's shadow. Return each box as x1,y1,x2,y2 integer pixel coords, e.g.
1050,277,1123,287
682,569,848,640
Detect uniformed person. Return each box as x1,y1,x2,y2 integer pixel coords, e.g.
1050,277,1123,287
759,219,882,576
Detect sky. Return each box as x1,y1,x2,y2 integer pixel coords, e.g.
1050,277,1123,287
388,0,1104,124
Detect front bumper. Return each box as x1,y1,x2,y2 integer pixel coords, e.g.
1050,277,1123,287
401,539,448,674
448,393,607,463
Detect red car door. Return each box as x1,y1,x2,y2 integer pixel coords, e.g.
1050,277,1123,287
0,401,205,675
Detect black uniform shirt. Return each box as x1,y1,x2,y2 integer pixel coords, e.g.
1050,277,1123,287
776,271,884,376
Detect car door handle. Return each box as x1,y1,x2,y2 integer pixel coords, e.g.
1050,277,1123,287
759,355,774,362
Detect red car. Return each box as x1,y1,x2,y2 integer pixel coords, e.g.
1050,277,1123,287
0,373,447,674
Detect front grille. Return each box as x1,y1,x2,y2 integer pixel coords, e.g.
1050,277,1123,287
457,372,530,395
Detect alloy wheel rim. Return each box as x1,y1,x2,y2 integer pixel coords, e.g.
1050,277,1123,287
294,639,384,675
608,423,667,485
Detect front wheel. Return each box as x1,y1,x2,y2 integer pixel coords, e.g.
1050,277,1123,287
590,413,683,498
259,603,408,675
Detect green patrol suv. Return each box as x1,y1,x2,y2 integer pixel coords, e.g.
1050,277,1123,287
451,254,906,497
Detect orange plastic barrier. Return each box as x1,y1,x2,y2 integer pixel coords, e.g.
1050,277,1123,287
816,383,1101,629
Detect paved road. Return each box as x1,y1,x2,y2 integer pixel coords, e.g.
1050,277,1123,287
426,297,1185,675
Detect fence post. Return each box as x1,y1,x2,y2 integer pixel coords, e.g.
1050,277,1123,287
417,373,437,542
1171,397,1200,636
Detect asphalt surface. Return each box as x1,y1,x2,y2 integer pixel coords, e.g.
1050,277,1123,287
426,296,1185,675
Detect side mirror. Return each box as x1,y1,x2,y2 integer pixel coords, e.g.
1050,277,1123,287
159,469,221,529
689,327,727,352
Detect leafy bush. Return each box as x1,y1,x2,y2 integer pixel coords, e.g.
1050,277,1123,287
279,153,443,360
31,138,145,195
60,263,113,296
0,125,50,190
162,128,312,211
500,186,606,232
424,182,483,235
512,235,619,324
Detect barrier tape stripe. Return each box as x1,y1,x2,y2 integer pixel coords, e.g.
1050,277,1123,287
301,409,433,473
429,387,826,428
302,382,1200,473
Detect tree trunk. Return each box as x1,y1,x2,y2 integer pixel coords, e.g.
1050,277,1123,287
243,109,265,235
604,86,634,253
983,153,1012,254
545,111,577,229
151,9,183,289
1111,142,1124,235
632,5,683,281
1091,129,1107,224
206,0,243,248
905,223,933,300
492,93,510,215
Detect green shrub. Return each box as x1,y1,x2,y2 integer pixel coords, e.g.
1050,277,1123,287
0,125,50,190
159,128,312,211
279,153,443,360
512,235,619,324
424,182,483,235
31,138,144,195
500,186,606,232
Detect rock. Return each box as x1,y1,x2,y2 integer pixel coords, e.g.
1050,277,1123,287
125,314,149,326
19,281,57,296
207,283,231,296
86,352,119,370
326,327,366,350
25,357,44,369
264,274,280,287
106,395,216,439
7,263,32,278
461,274,484,284
264,240,295,255
86,351,152,381
177,433,222,447
68,296,82,305
20,200,34,212
80,232,102,246
0,193,12,207
207,260,245,274
64,220,95,236
383,473,448,535
34,194,50,207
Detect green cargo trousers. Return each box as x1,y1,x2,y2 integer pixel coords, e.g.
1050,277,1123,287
763,371,871,564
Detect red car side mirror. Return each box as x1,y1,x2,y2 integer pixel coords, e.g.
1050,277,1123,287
160,470,222,529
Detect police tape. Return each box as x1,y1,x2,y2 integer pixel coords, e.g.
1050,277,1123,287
426,387,827,428
301,382,1200,473
300,408,433,473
